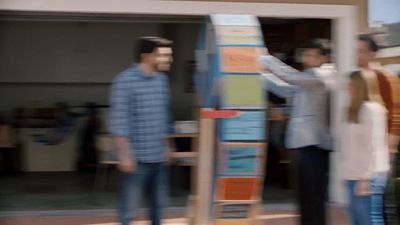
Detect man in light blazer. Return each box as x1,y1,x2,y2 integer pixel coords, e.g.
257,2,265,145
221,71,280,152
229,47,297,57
260,39,334,225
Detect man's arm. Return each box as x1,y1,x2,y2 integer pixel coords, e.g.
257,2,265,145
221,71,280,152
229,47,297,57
389,134,399,155
261,72,298,98
109,74,136,172
260,55,324,88
163,75,173,162
375,70,400,154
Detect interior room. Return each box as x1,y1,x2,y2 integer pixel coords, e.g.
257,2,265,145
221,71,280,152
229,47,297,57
0,13,331,213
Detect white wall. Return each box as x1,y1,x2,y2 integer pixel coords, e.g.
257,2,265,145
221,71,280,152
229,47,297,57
0,21,165,171
0,21,200,121
0,85,110,113
0,21,162,83
166,23,200,120
0,21,163,112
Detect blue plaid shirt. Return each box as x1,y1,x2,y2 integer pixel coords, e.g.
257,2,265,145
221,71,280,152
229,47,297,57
109,64,170,163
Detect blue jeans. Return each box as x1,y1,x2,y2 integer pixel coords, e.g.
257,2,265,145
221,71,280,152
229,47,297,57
118,163,168,225
371,176,387,225
347,180,372,225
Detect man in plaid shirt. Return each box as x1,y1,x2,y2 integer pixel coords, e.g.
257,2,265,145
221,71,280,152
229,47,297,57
109,37,173,225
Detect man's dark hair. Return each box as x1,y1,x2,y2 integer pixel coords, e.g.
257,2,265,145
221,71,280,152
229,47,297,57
135,37,172,61
358,35,379,52
301,39,331,56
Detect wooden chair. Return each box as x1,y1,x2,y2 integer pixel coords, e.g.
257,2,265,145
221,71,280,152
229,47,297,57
0,124,17,174
93,134,118,191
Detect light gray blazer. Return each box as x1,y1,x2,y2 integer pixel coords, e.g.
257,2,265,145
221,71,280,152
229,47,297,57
260,55,333,150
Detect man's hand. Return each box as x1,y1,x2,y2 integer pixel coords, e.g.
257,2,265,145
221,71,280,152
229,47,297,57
118,156,137,173
166,152,175,165
114,136,136,173
355,180,371,196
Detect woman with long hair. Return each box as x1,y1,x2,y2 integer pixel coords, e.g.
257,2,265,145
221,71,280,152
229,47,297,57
343,71,390,225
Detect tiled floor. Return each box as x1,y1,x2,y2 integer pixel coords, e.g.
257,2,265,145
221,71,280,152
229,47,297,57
0,171,317,225
0,171,188,211
0,207,349,225
0,171,292,212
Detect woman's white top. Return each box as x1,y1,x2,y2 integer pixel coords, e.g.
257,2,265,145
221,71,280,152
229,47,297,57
342,102,390,180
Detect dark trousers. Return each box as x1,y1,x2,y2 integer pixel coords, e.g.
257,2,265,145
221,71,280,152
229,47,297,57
294,146,330,225
384,154,399,225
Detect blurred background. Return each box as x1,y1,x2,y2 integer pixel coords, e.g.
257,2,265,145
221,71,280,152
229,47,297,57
0,0,399,224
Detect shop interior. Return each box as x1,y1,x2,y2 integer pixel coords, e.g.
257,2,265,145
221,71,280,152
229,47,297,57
0,14,331,212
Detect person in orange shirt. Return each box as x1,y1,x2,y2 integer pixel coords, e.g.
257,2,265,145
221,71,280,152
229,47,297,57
357,35,400,225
